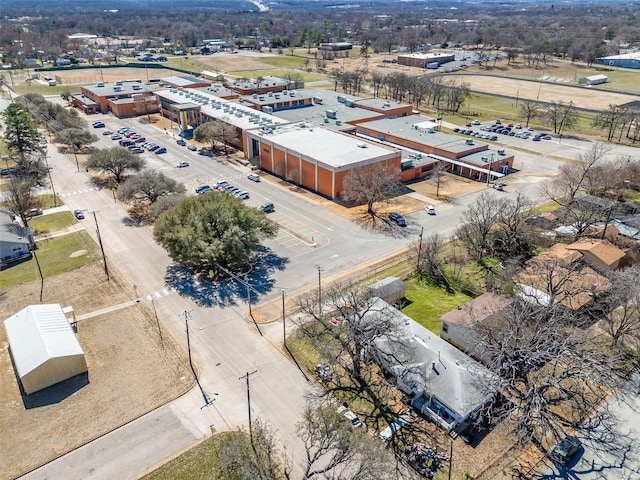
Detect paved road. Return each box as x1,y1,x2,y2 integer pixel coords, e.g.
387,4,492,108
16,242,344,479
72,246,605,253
535,388,640,480
17,99,640,479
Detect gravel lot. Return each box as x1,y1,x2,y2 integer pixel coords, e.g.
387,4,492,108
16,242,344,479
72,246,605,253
0,262,194,480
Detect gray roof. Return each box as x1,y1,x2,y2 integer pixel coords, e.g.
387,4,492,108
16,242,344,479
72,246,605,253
196,84,238,98
369,276,407,298
370,298,500,418
0,211,32,245
83,82,155,97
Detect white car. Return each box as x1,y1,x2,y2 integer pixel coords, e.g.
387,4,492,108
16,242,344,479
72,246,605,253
425,205,436,215
176,161,189,168
235,190,250,199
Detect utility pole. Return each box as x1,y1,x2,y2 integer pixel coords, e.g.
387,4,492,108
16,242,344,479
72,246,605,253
240,370,258,444
43,156,57,207
315,265,323,314
184,310,194,372
281,290,286,346
92,211,109,281
32,249,44,302
417,226,424,274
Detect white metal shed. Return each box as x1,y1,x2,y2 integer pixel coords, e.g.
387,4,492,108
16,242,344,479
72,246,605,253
4,304,87,394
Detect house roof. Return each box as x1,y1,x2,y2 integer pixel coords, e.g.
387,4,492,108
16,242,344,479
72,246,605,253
440,293,511,327
368,276,407,298
535,243,583,265
370,298,500,419
3,304,85,378
516,264,610,310
566,239,625,268
0,211,32,246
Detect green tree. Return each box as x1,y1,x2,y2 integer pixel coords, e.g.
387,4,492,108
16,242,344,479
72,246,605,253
154,191,278,274
117,169,186,203
86,146,146,184
54,128,98,171
1,102,46,173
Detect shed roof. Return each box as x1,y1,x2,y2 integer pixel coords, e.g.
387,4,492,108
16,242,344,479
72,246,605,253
369,276,407,298
3,304,85,378
566,239,625,268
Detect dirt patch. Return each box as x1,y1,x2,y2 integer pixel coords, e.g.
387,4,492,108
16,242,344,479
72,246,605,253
0,262,193,480
198,53,281,73
53,66,179,85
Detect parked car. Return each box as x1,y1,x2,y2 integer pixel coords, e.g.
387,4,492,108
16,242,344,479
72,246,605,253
111,134,122,140
154,147,167,154
493,183,505,191
25,208,43,218
102,130,113,136
176,161,189,168
258,202,275,213
425,205,436,215
247,173,261,182
117,127,129,134
337,405,362,427
198,149,213,156
130,147,145,154
73,209,85,220
214,180,230,190
235,190,250,199
176,139,186,146
134,137,146,143
195,185,211,194
119,139,134,147
148,145,160,152
389,212,407,227
187,144,197,151
92,121,105,128
551,436,581,465
471,120,481,125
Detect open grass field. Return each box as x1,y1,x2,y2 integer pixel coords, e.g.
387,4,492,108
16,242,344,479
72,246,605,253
0,231,99,289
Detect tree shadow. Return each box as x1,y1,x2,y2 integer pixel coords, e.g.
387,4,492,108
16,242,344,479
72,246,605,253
164,246,289,308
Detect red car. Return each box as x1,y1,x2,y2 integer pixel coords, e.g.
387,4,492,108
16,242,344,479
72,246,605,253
125,132,137,138
134,137,146,143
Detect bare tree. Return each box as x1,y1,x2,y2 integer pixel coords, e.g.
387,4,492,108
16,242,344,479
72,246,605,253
342,164,402,216
410,231,452,291
603,266,640,348
295,281,405,404
473,293,624,447
519,101,540,128
429,162,448,198
2,173,41,228
297,402,401,480
543,101,578,135
455,191,503,267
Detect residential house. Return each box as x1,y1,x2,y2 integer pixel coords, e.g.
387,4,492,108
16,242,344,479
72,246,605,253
440,293,512,364
565,239,627,273
515,243,612,310
368,276,407,304
0,211,34,265
370,298,500,433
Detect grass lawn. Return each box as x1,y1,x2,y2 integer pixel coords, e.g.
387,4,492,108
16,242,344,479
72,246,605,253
39,194,64,209
28,211,77,235
141,432,245,480
257,55,307,69
13,84,81,96
401,277,472,333
0,231,99,289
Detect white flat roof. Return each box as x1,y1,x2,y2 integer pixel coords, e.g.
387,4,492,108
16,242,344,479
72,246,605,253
4,304,85,378
250,123,399,169
156,89,289,130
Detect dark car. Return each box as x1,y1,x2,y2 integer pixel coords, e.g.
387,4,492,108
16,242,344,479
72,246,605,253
258,202,275,213
176,139,186,146
551,436,581,465
195,185,211,194
154,147,167,154
119,139,134,147
389,212,407,227
187,144,197,151
102,130,113,136
92,121,105,128
73,209,85,220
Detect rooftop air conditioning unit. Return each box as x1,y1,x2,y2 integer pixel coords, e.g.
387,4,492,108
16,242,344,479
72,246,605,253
481,156,488,162
336,120,342,126
357,142,368,148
